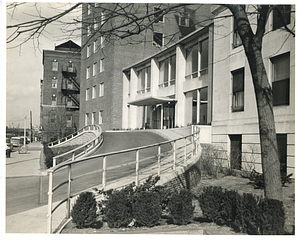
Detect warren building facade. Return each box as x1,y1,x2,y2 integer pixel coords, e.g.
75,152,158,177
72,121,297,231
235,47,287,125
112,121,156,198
41,40,81,142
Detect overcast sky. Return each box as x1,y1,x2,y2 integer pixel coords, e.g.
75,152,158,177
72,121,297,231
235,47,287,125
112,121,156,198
5,2,81,129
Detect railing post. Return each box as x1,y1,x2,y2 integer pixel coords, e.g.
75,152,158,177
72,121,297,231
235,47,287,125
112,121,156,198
72,152,75,161
53,157,57,167
173,141,176,170
157,145,161,176
184,137,187,165
136,150,139,186
102,156,107,190
47,171,53,234
66,164,71,218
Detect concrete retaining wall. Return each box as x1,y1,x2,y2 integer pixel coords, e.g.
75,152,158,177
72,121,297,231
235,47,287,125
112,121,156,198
157,152,201,191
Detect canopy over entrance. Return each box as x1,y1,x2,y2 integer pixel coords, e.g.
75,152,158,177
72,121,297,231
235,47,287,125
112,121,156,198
128,96,177,106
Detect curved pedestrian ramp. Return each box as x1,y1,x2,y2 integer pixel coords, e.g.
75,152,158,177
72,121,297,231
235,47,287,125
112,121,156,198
48,124,103,166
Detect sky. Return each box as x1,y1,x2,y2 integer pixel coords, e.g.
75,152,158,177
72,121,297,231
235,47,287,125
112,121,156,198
4,2,81,129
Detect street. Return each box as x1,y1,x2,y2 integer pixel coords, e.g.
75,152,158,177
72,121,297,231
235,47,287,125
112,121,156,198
6,131,171,216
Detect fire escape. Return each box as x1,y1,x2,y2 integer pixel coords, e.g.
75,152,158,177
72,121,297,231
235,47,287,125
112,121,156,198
61,64,80,111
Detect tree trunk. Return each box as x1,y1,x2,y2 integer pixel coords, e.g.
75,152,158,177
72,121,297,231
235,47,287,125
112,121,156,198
248,52,283,201
226,5,283,201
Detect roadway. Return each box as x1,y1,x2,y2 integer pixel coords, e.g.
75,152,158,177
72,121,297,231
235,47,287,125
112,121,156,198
6,131,171,216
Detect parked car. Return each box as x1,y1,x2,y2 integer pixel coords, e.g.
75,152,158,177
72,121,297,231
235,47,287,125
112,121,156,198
6,137,13,151
11,136,29,148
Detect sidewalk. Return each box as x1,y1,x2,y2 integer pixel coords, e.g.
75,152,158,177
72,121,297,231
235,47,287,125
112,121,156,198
5,130,201,234
6,142,44,178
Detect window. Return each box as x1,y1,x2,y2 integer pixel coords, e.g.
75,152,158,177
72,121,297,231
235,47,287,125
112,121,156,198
50,111,56,124
159,55,176,88
66,97,72,106
138,69,145,93
154,7,163,23
200,38,208,74
86,88,90,101
92,112,96,125
137,66,151,93
85,113,89,126
92,85,96,99
68,61,74,72
186,44,198,79
100,58,104,72
99,82,104,97
99,111,103,124
93,39,97,53
51,77,57,88
273,5,291,30
179,13,190,27
66,115,72,128
233,18,242,48
87,45,91,58
52,94,57,106
100,35,104,48
271,52,290,106
86,66,90,79
87,24,92,36
87,4,91,15
94,17,99,30
101,12,106,25
153,32,163,47
159,59,169,87
232,68,244,112
146,66,151,91
93,62,97,76
170,55,176,85
52,60,58,71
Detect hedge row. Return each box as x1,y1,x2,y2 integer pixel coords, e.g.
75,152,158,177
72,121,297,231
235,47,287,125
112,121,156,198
71,176,195,229
198,186,285,235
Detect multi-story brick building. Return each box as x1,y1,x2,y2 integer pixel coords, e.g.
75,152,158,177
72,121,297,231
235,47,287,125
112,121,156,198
41,40,81,142
123,5,295,176
80,3,213,131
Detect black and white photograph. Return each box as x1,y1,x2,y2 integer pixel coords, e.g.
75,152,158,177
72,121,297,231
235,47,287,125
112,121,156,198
2,1,297,239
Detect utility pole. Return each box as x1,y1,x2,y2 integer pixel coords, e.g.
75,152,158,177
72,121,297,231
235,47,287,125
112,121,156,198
24,116,26,147
30,111,33,142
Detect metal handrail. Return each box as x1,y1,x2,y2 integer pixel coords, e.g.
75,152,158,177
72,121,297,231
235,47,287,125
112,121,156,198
46,127,201,233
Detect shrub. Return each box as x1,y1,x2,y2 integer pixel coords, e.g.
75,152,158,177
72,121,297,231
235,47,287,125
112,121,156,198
259,198,285,235
198,186,223,223
249,170,293,189
71,192,97,229
234,193,261,234
198,186,286,235
132,191,162,227
104,188,134,228
168,189,195,225
43,142,54,169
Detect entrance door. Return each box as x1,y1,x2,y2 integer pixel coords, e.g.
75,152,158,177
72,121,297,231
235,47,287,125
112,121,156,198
277,134,287,176
229,135,242,170
152,105,161,129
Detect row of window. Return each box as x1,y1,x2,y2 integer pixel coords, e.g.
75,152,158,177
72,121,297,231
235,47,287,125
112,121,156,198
86,83,104,101
50,94,76,106
87,4,190,27
86,59,104,79
51,60,74,72
231,52,290,111
49,110,73,127
85,111,103,125
86,38,105,57
135,38,208,94
233,5,291,49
